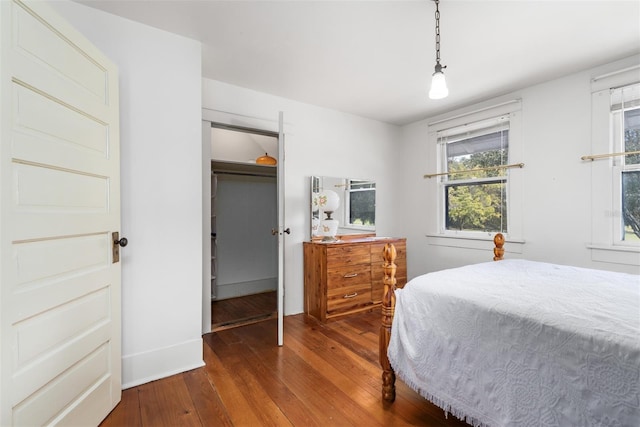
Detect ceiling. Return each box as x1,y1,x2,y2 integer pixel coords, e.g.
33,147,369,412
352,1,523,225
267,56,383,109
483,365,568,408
74,0,640,125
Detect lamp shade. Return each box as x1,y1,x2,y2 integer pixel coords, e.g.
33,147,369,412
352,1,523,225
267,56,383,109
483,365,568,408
317,190,339,212
429,71,448,99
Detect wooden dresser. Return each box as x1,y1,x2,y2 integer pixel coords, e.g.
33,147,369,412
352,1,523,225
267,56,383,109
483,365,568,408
303,237,406,322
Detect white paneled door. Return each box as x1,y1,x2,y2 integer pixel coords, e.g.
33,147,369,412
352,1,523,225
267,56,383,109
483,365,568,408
0,0,122,425
277,112,285,346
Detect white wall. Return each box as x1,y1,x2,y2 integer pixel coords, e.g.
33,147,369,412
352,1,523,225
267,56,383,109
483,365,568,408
202,79,402,315
399,55,640,278
50,1,204,388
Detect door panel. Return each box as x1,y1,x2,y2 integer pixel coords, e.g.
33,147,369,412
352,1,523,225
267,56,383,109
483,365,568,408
12,1,109,106
1,1,121,425
277,112,285,346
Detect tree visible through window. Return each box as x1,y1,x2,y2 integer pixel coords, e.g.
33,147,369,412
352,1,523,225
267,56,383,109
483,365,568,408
348,180,375,227
441,122,509,233
621,107,640,241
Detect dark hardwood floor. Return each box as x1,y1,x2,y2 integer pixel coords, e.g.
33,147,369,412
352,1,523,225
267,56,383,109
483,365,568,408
211,291,277,331
100,311,469,426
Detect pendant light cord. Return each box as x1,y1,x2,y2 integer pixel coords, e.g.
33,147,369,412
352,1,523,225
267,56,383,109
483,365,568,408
435,0,441,65
429,0,448,99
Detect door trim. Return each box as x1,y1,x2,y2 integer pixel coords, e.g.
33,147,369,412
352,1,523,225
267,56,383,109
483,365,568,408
201,108,290,344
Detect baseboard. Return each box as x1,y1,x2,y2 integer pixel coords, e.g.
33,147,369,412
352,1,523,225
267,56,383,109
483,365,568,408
213,277,277,300
121,338,204,389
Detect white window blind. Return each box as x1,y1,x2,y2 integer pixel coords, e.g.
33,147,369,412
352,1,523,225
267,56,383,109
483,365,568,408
589,68,640,263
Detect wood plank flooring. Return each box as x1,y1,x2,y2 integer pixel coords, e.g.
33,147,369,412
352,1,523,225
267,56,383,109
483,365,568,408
211,291,277,331
100,311,470,426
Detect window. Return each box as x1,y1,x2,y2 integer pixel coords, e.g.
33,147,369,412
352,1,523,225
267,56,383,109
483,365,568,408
426,100,523,244
438,116,510,234
346,179,375,228
590,66,640,264
611,84,640,244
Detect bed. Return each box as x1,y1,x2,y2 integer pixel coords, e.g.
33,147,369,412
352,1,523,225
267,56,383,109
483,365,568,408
379,235,640,427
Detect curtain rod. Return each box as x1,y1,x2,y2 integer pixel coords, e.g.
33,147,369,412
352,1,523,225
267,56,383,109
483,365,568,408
424,162,524,179
581,150,640,161
333,181,375,188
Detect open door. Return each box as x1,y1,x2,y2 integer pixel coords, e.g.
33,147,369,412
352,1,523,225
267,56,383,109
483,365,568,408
0,1,122,425
277,112,285,346
202,111,286,346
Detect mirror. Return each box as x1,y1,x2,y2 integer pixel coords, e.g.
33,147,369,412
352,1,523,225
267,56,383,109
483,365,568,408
310,176,376,240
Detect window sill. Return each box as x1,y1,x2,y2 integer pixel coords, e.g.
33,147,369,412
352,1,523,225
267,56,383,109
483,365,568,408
587,244,640,266
426,233,524,254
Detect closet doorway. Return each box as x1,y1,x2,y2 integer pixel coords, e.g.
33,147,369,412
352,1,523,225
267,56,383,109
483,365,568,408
210,125,279,331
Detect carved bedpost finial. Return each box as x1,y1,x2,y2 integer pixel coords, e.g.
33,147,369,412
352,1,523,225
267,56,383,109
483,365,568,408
380,243,397,403
493,233,505,261
382,244,397,285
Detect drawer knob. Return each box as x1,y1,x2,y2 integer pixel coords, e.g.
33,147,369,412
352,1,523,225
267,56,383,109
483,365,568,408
343,292,358,299
343,273,358,278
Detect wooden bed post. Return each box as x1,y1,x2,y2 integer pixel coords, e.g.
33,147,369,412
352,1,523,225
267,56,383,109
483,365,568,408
380,236,505,404
379,243,397,403
493,233,505,261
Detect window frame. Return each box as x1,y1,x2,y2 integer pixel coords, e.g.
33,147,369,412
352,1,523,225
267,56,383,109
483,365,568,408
428,101,523,242
438,117,510,236
609,88,640,247
343,179,376,231
589,66,640,264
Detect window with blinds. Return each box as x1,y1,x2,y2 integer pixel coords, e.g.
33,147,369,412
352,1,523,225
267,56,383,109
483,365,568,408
438,116,510,233
612,83,640,243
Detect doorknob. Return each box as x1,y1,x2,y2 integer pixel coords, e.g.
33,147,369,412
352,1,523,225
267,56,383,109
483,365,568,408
271,228,291,236
112,232,128,263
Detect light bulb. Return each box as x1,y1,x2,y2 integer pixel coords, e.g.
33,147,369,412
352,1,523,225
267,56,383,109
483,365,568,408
429,71,448,99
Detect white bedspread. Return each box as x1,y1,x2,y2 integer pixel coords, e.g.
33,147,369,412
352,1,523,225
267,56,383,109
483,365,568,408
388,259,640,427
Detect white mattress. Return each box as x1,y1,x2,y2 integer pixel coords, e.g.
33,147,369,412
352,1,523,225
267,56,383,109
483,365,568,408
388,259,640,427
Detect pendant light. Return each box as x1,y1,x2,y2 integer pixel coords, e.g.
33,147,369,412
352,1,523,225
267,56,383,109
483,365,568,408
428,0,448,100
256,153,277,165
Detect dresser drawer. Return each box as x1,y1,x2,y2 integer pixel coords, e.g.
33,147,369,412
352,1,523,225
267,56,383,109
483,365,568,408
326,264,371,314
327,264,371,287
371,264,407,304
326,245,370,267
371,240,406,264
327,283,372,314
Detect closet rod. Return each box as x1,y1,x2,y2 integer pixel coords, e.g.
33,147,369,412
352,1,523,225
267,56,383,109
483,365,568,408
212,170,276,179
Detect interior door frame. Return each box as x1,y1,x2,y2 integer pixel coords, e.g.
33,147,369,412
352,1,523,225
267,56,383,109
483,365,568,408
201,109,287,346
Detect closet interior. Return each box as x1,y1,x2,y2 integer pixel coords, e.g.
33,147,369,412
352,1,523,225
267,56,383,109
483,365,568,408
210,126,279,331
